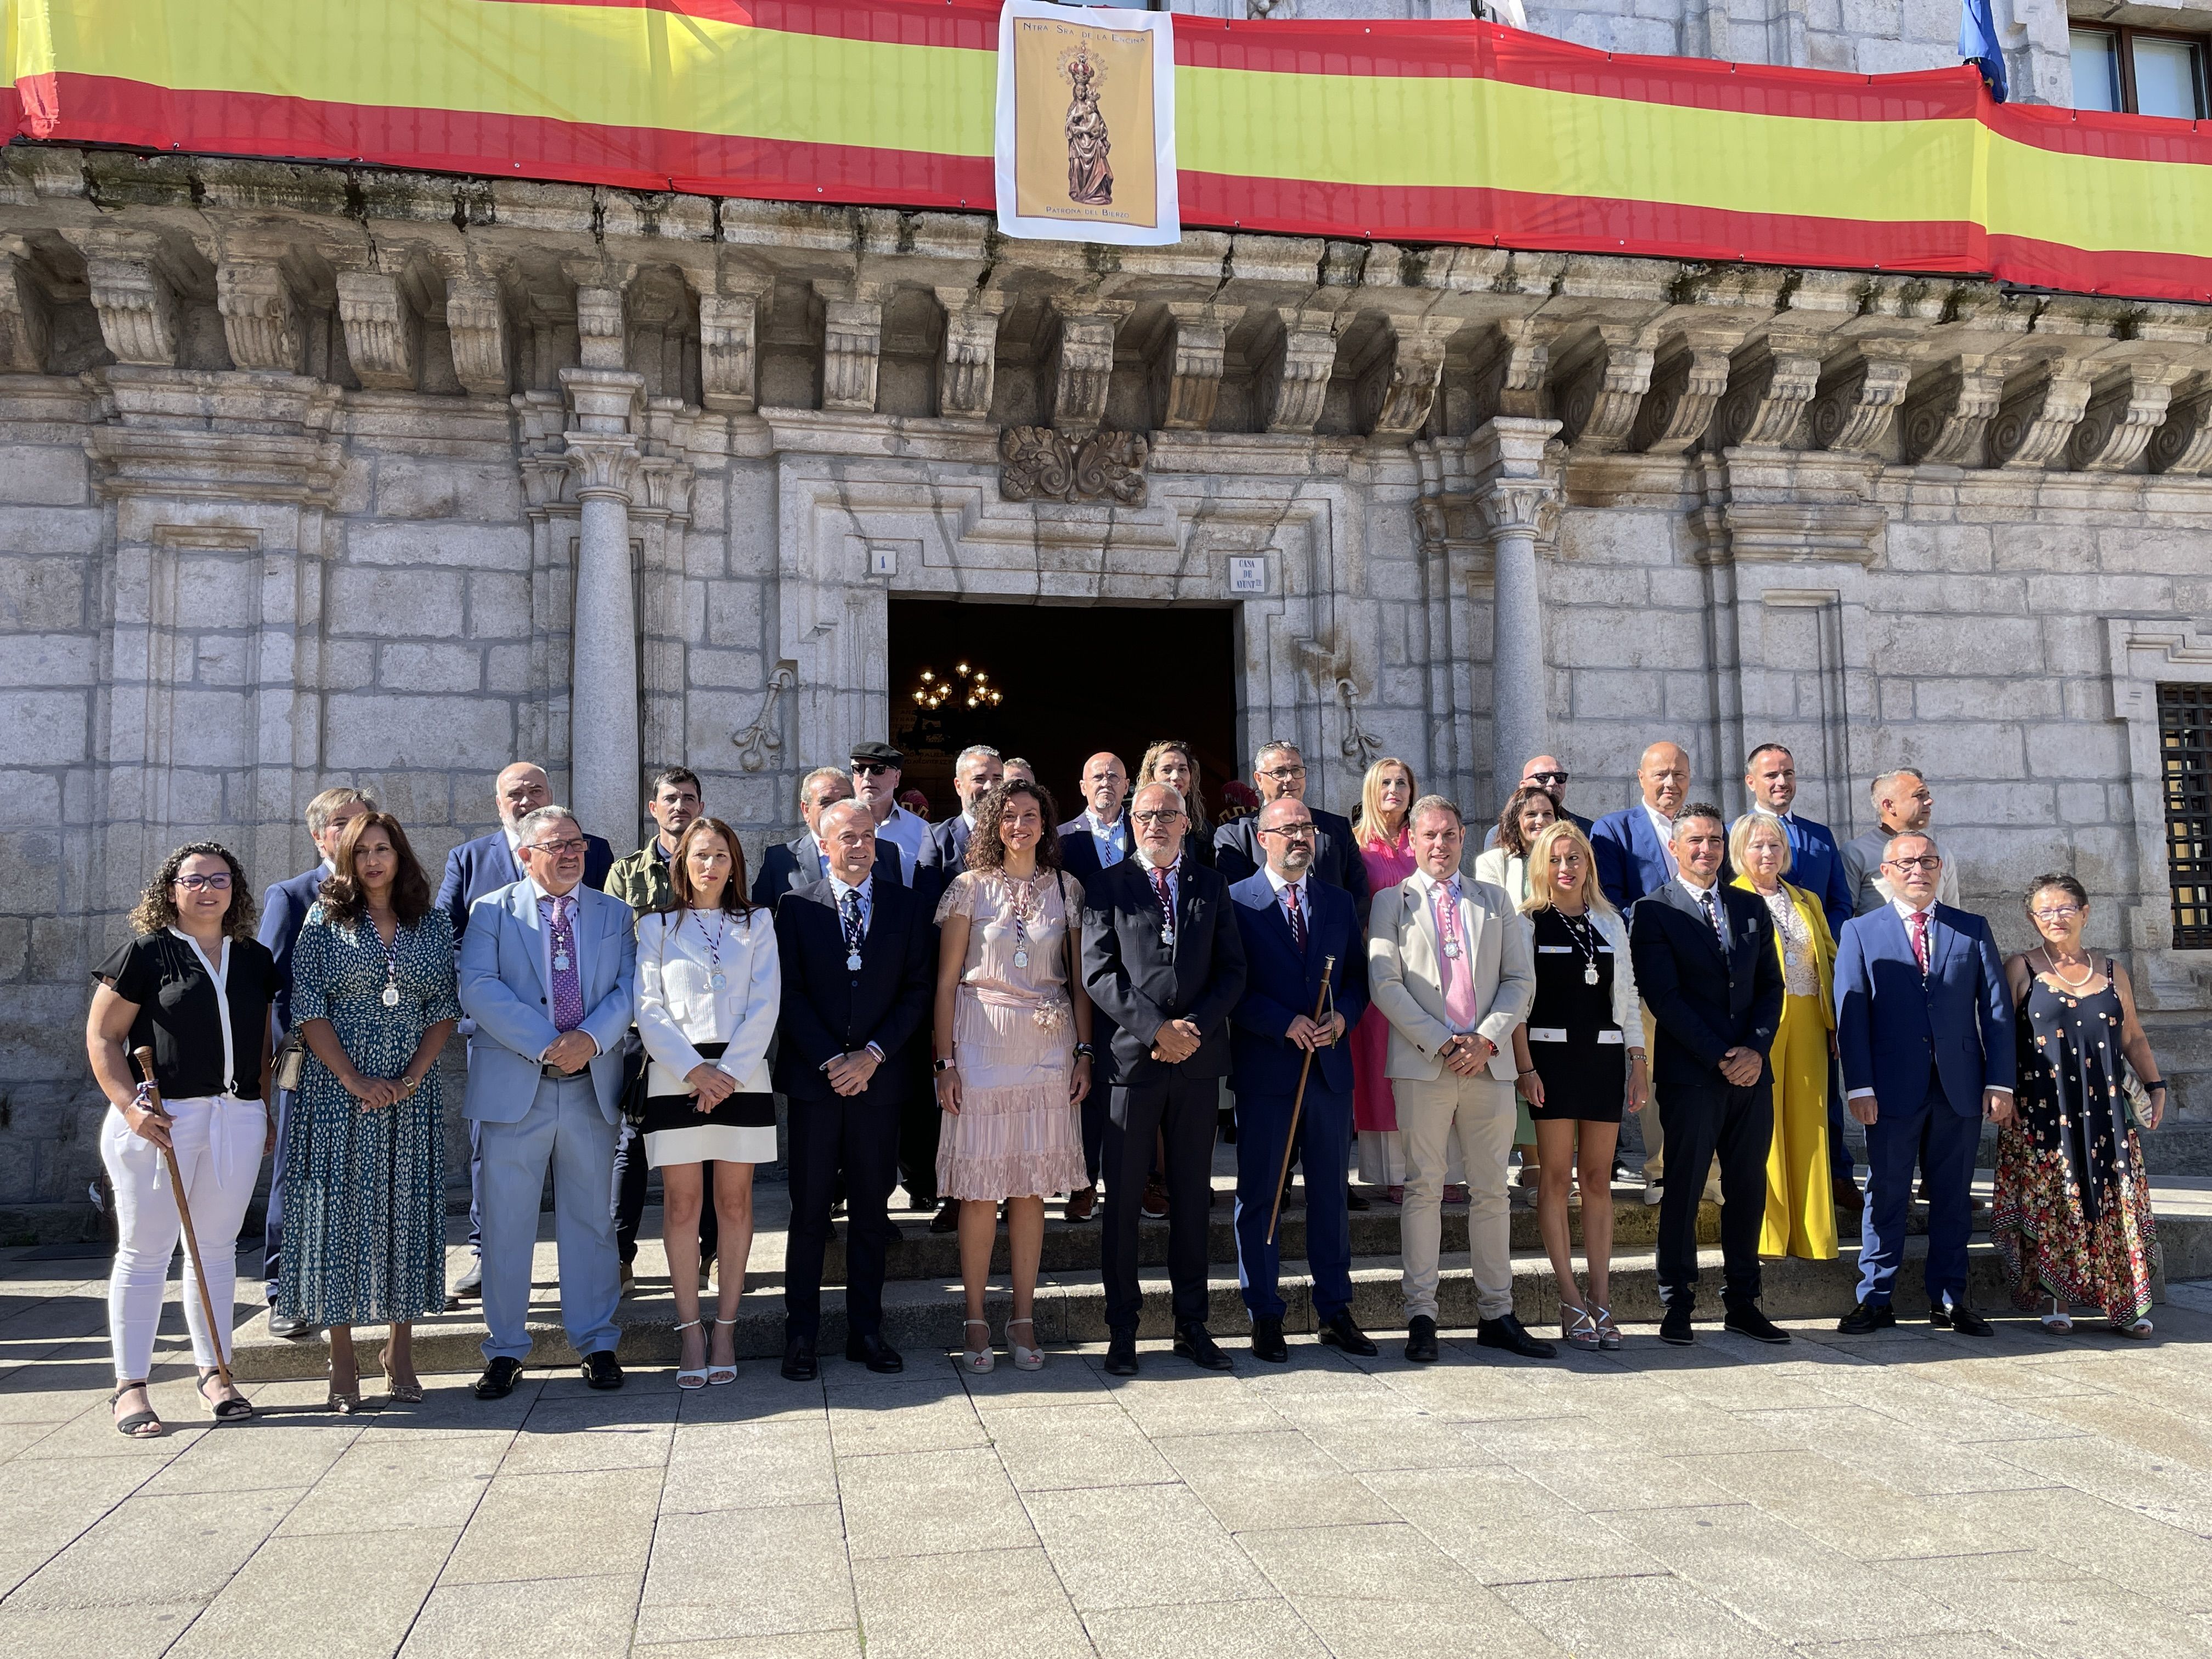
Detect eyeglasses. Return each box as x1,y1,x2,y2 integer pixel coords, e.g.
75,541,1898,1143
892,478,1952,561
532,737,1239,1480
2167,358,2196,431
1257,765,1307,783
2030,905,2082,921
175,873,232,893
850,761,893,777
1526,771,1569,786
528,837,589,857
1885,855,1943,872
1259,823,1316,840
1131,810,1185,827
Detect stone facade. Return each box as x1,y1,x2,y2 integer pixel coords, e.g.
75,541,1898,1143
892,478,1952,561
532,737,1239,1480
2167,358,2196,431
1,134,2210,1216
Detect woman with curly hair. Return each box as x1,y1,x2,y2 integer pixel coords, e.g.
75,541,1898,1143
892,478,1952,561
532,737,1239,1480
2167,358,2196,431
275,812,459,1409
86,842,280,1435
931,778,1096,1371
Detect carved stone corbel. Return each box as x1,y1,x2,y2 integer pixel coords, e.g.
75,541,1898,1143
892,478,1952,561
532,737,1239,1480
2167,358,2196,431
2148,381,2212,476
1044,300,1131,431
444,276,515,397
1550,326,1656,453
2069,363,2186,472
335,270,421,391
1628,336,1736,455
1986,363,2094,469
64,229,188,368
934,287,1005,421
1356,315,1455,440
693,288,764,413
1899,357,2008,466
1712,336,1824,450
1807,352,1914,456
1462,318,1554,429
573,283,629,373
1149,303,1226,431
216,259,306,374
0,242,50,374
817,280,886,414
1255,308,1339,435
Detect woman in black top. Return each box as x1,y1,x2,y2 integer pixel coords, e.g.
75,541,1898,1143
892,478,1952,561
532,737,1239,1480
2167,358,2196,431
86,842,280,1435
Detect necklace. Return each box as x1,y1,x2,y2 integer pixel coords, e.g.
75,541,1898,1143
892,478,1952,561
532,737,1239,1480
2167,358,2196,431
368,907,405,1008
1556,907,1601,986
1006,870,1042,970
2044,949,2095,990
691,906,731,990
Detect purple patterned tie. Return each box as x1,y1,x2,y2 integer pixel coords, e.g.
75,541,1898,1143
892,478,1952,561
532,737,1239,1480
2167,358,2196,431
542,894,585,1032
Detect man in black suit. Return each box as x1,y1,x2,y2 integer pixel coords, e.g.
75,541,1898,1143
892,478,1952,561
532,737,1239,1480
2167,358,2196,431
1627,802,1789,1348
1212,740,1369,913
1082,781,1249,1376
752,766,904,909
1057,751,1131,885
256,785,376,1336
923,744,1003,879
773,800,935,1381
1481,754,1596,848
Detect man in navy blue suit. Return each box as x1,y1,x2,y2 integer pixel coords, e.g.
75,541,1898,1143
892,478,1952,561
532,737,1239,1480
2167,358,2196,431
1057,751,1131,885
432,760,614,1297
1592,739,1692,1203
256,784,376,1337
1481,754,1595,848
1212,740,1369,912
1833,831,2015,1336
752,767,905,909
1227,797,1374,1363
1736,742,1861,1211
773,800,935,1381
1627,803,1790,1347
923,744,1003,881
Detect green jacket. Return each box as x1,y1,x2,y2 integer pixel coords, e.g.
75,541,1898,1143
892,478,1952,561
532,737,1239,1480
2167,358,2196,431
605,839,675,915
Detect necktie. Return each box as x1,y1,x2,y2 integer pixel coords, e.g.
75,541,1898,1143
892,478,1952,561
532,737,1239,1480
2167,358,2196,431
1149,865,1175,943
542,895,584,1033
1698,889,1726,953
1435,881,1479,1031
1283,881,1307,952
1909,908,1930,974
839,889,866,961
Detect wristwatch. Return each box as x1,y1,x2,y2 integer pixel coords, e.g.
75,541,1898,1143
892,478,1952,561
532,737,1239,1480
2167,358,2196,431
933,1056,957,1074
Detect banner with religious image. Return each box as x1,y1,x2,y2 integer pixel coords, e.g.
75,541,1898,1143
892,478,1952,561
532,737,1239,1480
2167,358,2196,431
992,0,1178,246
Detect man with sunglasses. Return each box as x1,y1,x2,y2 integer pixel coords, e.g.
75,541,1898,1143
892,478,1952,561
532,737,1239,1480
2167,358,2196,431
1832,832,2013,1338
1481,755,1593,849
848,742,930,889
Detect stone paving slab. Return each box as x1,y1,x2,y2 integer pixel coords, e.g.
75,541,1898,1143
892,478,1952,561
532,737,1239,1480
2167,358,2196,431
5,1250,2212,1657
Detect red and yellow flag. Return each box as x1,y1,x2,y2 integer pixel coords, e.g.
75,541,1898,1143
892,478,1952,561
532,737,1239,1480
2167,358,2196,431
8,0,2212,301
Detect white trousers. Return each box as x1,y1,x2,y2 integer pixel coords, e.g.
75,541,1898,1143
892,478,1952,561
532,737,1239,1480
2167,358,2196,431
102,1097,264,1380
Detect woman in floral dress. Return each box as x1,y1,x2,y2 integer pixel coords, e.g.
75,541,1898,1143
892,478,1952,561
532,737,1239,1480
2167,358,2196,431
1993,873,2164,1336
276,812,460,1406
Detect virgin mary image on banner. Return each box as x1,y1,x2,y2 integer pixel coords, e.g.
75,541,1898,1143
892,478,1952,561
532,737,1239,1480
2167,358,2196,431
994,0,1179,246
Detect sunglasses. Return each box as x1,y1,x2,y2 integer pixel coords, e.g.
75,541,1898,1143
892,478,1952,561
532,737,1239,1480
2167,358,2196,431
850,761,893,776
1526,771,1569,785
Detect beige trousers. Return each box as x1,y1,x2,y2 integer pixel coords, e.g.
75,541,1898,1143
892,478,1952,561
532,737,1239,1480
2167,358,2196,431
1395,1070,1517,1322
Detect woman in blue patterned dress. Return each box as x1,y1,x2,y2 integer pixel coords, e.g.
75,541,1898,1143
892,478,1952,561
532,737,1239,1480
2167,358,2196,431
275,811,460,1409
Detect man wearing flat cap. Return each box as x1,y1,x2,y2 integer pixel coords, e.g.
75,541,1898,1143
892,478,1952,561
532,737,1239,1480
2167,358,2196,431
849,742,932,891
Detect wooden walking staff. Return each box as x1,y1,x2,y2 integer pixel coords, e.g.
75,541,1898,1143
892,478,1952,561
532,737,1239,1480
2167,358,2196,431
131,1046,232,1388
1266,955,1336,1246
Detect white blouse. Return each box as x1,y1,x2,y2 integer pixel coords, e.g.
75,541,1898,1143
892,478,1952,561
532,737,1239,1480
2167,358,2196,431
635,907,780,1098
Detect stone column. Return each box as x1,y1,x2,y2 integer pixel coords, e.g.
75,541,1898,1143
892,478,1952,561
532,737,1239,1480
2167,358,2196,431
560,326,645,844
1470,417,1561,810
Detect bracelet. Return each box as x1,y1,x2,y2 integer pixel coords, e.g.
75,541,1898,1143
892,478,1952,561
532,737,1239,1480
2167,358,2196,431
1515,1067,1538,1079
2143,1079,2166,1091
1073,1043,1097,1059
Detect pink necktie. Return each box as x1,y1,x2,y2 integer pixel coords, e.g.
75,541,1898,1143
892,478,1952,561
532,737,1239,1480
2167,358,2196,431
1283,882,1306,952
1909,909,1929,975
1435,882,1479,1031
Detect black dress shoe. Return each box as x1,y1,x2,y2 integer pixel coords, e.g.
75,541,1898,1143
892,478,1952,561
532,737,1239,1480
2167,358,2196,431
1837,1300,1896,1335
1477,1313,1559,1359
1345,1186,1370,1212
1250,1317,1288,1363
1318,1312,1379,1357
1831,1175,1863,1211
1103,1329,1138,1376
1404,1314,1440,1363
266,1312,314,1341
452,1255,483,1298
845,1331,905,1373
1174,1324,1233,1372
1931,1301,1994,1336
472,1356,524,1400
781,1333,819,1381
930,1199,961,1234
580,1350,624,1390
1723,1305,1792,1345
1659,1301,1695,1346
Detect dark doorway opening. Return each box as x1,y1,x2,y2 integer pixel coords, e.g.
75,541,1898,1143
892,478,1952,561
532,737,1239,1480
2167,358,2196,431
887,599,1239,824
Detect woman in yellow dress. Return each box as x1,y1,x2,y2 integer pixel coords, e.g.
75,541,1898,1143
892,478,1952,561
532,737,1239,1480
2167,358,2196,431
1729,810,1838,1260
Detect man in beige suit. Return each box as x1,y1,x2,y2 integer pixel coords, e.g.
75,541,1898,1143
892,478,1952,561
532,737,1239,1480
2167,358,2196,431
1368,795,1550,1363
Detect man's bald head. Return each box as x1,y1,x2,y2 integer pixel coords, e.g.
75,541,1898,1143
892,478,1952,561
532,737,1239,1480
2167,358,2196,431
1256,794,1317,880
1637,742,1691,815
495,762,552,828
1520,753,1570,808
1080,751,1128,820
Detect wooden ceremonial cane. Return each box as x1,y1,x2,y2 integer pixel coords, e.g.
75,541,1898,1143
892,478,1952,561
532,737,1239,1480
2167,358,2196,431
132,1046,233,1387
1266,955,1336,1246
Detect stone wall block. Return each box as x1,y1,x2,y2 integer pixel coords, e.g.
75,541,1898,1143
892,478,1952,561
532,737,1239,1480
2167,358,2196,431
0,771,63,826
0,444,87,508
379,642,486,693
325,692,513,770
330,566,468,635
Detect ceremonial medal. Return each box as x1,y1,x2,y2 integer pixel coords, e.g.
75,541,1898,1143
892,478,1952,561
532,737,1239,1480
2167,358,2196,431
1013,948,1029,969
1584,966,1600,986
847,951,864,972
381,982,402,1008
1443,939,1462,958
710,970,727,990
554,951,571,971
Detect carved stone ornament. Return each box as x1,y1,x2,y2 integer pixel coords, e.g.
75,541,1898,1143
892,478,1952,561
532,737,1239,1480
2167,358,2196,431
732,662,798,771
998,425,1148,505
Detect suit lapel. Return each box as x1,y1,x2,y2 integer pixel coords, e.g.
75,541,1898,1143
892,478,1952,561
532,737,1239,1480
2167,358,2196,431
509,882,551,1000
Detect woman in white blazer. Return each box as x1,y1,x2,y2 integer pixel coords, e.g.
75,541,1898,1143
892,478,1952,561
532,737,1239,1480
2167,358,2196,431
1508,820,1646,1352
635,816,780,1387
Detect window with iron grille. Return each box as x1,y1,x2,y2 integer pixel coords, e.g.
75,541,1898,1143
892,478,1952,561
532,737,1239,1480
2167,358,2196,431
2161,683,2212,949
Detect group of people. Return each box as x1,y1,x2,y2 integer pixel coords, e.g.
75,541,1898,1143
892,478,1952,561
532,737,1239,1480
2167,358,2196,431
84,729,2168,1433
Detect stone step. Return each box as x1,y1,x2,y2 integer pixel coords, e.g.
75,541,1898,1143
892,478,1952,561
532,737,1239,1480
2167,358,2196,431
224,1233,2024,1381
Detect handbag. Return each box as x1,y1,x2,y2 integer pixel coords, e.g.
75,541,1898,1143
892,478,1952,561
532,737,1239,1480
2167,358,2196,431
273,1031,305,1093
2119,1057,2155,1130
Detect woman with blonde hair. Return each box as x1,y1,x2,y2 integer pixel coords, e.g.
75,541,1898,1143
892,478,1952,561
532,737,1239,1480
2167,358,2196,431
1508,820,1644,1348
1729,810,1837,1262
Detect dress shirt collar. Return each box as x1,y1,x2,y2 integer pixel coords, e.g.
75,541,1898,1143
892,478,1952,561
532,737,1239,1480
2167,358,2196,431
1135,847,1180,876
1085,809,1125,841
1643,800,1674,839
1677,873,1720,906
1262,864,1307,907
1409,866,1461,901
527,875,579,912
828,872,874,908
1891,893,1938,921
503,822,525,855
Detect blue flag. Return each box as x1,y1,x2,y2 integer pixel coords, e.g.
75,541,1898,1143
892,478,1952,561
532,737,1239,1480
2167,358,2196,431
1960,0,2008,101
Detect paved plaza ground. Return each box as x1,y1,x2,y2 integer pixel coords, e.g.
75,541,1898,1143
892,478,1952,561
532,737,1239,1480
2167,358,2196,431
2,1222,2210,1659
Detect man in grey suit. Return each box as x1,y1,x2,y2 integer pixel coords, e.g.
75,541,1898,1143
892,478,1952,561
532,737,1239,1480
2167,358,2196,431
459,805,639,1400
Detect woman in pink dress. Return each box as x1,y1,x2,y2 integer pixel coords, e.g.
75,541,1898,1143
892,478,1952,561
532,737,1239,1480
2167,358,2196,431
1350,757,1460,1202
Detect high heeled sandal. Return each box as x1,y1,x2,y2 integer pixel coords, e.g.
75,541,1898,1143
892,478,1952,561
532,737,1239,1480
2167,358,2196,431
110,1381,164,1438
198,1368,255,1421
1561,1305,1600,1352
326,1368,362,1415
707,1316,740,1386
1005,1316,1043,1372
673,1318,709,1390
2039,1299,2073,1335
1592,1306,1622,1351
961,1318,995,1374
377,1346,424,1403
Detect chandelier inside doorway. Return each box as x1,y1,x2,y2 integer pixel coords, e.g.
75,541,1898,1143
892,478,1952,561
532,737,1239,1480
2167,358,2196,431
910,660,1005,712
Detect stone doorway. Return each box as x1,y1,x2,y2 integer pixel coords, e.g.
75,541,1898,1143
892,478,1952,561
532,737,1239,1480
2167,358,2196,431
886,597,1239,823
